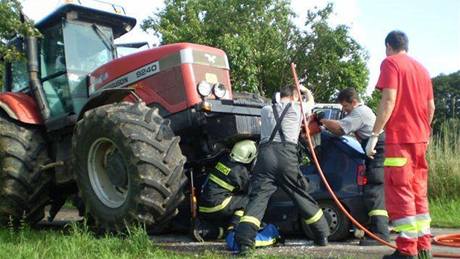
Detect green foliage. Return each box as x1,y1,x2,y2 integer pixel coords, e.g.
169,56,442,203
431,70,460,133
363,89,381,113
0,0,39,90
142,1,369,99
293,4,369,102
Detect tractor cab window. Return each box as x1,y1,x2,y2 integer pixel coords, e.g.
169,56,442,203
10,59,29,92
40,24,70,117
63,21,115,114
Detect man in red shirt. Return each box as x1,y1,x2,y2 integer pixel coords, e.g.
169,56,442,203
366,31,435,259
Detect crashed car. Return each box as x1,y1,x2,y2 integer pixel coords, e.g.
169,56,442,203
263,104,369,241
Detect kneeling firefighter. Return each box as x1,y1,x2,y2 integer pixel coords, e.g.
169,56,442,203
193,140,257,241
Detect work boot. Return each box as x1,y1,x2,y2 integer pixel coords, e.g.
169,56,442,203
238,245,254,257
418,250,433,259
313,236,328,246
382,250,417,259
359,235,390,246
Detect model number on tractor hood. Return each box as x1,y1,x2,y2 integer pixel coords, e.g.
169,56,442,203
91,61,160,94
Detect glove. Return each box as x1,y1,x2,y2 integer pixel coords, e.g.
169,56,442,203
365,133,379,158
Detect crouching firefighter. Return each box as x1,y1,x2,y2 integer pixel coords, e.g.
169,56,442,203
193,140,257,241
320,87,390,246
234,85,330,256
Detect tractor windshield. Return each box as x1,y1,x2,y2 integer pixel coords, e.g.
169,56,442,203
63,21,115,73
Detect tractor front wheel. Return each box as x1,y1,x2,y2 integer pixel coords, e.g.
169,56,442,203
73,102,186,232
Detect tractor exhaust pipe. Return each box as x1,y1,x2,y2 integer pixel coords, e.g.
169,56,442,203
25,36,51,121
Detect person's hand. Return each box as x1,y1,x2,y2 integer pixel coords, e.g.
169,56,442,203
365,133,379,158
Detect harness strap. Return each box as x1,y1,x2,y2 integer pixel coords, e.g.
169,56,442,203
268,103,291,143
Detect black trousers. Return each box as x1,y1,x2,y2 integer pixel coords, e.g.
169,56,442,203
235,142,329,247
200,194,248,228
362,136,389,238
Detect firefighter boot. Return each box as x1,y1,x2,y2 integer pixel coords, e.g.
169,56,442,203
382,250,417,259
359,215,390,246
418,250,432,259
310,215,330,246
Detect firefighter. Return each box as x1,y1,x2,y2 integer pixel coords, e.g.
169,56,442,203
367,31,435,259
234,85,329,256
320,87,390,246
194,140,257,241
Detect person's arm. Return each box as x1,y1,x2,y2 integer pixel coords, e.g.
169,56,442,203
428,99,435,125
372,88,397,134
321,119,345,136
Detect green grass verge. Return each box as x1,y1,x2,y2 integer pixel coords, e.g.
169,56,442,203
0,224,193,259
430,198,460,228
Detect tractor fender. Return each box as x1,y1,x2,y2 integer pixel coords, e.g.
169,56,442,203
0,92,43,125
78,88,136,120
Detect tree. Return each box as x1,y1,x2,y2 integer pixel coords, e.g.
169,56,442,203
293,4,369,102
0,0,38,89
142,1,369,100
142,0,296,95
431,71,460,133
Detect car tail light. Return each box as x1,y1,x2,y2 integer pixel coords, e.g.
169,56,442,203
356,164,367,186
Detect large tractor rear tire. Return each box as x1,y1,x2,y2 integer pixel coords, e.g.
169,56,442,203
73,102,186,232
0,115,51,225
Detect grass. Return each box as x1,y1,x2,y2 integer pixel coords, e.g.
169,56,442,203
430,198,460,228
0,224,189,259
427,119,460,200
427,119,460,228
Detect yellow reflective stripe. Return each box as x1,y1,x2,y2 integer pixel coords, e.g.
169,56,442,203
234,210,244,217
215,162,231,175
217,227,224,239
198,196,232,213
369,209,388,217
209,174,235,192
384,157,408,167
240,216,261,228
305,209,323,225
393,223,417,233
255,238,276,247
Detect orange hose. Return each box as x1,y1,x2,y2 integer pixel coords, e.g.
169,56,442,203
290,63,460,259
434,234,460,248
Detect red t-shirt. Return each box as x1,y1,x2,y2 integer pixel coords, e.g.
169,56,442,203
376,53,433,144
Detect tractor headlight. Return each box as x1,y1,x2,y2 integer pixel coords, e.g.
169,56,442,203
213,83,226,98
197,81,212,97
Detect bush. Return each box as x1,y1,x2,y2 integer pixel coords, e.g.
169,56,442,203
427,119,460,200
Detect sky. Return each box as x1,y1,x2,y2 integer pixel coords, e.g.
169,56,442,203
22,0,460,94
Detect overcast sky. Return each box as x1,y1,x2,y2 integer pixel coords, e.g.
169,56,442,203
22,0,460,94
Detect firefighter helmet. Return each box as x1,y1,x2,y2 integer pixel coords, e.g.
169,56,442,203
230,140,257,164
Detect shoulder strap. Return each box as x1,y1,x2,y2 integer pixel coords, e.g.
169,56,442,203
268,103,292,143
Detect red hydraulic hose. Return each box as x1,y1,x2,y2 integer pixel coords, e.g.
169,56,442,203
290,63,460,259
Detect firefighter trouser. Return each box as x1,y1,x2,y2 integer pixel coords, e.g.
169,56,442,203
235,142,329,248
384,143,431,256
363,137,389,239
199,194,248,230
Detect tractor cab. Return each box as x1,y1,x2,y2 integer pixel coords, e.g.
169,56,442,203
3,3,136,118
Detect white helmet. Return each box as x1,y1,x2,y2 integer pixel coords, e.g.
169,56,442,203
230,140,257,164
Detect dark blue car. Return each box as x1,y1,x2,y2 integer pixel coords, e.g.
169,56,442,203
263,124,369,241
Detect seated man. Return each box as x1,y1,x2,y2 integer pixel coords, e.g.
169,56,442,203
193,140,257,241
320,87,390,246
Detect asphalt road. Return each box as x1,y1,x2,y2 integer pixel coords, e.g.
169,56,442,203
40,208,460,258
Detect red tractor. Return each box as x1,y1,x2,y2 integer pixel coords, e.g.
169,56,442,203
0,3,264,231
